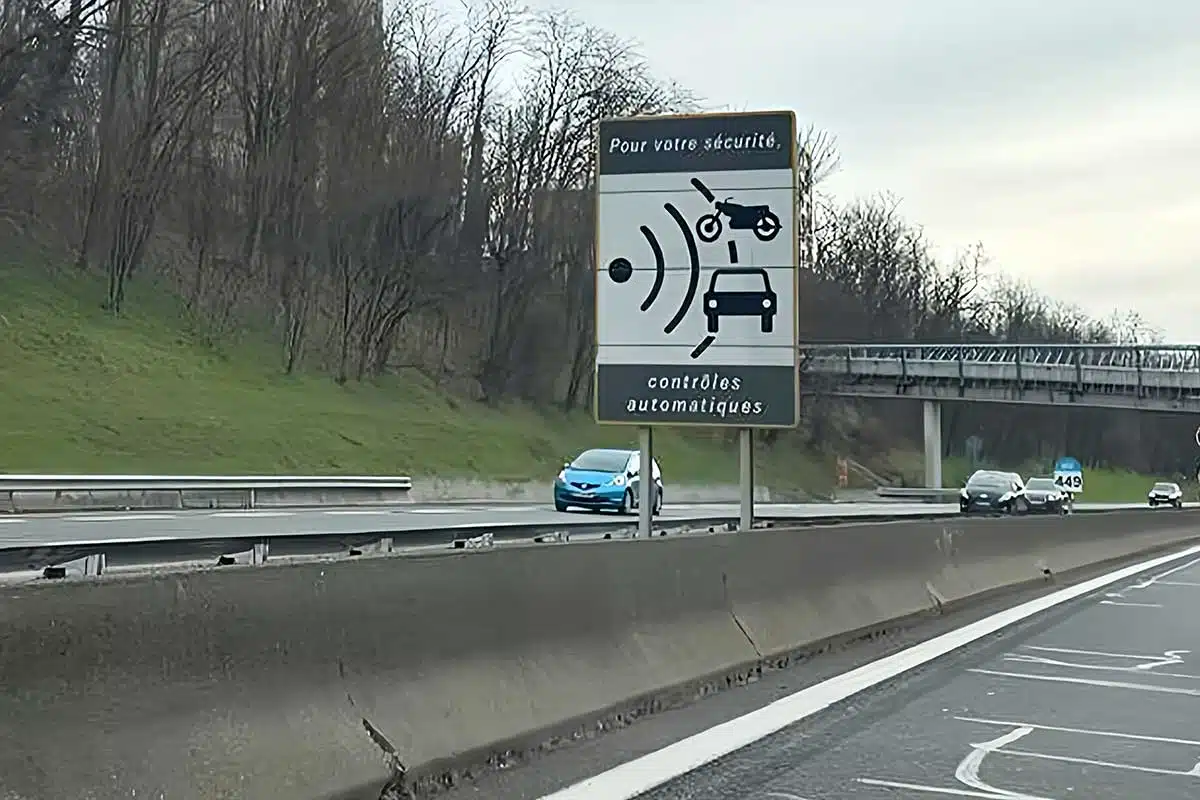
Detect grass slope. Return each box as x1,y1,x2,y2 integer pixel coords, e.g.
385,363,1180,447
0,252,832,489
0,250,1164,501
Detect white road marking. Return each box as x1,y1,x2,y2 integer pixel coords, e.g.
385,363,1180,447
1156,580,1200,587
968,668,1200,696
1100,553,1200,600
1023,645,1187,662
0,518,25,524
993,745,1200,778
1125,555,1200,590
66,514,178,522
1099,600,1162,608
1007,646,1192,675
407,508,478,514
210,511,294,518
955,726,1043,799
322,510,395,516
857,778,1048,798
955,715,1200,747
1000,656,1200,680
534,544,1200,800
765,793,814,800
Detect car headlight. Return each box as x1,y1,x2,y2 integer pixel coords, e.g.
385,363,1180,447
610,474,625,486
556,470,566,482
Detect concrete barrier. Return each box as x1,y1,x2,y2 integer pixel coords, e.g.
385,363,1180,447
1,511,1196,799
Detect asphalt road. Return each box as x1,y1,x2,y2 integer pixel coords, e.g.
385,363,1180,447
630,550,1200,800
0,500,1157,547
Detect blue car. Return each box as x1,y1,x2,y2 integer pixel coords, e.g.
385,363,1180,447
554,448,663,514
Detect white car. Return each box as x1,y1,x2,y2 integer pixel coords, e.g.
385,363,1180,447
1148,482,1183,509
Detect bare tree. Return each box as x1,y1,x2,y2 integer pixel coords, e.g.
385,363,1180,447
75,0,233,312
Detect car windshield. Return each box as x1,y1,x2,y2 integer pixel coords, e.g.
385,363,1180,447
569,449,629,473
711,270,766,292
1026,478,1056,491
1153,483,1176,491
966,473,1010,491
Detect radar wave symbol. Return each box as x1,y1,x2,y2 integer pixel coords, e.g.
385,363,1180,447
604,202,701,337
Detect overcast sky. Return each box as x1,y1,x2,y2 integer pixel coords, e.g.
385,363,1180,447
518,0,1199,341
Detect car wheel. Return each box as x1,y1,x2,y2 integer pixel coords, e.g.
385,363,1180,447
1176,500,1184,509
619,489,632,514
653,489,663,515
1149,500,1157,508
554,500,568,512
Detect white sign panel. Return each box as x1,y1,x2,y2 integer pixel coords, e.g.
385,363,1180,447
1053,456,1084,494
594,111,800,427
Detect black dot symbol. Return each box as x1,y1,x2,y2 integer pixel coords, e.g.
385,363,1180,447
607,258,633,284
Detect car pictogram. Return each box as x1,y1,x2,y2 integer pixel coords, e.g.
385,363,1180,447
702,267,777,334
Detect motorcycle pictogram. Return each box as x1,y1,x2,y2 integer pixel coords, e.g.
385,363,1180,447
695,197,782,243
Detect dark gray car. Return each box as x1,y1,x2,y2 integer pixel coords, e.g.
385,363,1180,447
959,470,1029,515
1023,476,1067,514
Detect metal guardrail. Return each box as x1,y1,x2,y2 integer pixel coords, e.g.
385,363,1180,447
0,475,413,491
0,474,414,513
876,487,961,502
0,505,1176,581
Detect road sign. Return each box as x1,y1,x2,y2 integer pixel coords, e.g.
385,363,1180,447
1053,456,1084,493
593,110,800,427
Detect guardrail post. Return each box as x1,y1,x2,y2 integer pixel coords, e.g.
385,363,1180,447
84,553,105,577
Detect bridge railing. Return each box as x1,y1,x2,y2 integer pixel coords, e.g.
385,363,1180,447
799,343,1200,371
798,343,1200,398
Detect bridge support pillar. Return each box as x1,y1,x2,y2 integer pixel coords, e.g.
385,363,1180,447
922,400,943,489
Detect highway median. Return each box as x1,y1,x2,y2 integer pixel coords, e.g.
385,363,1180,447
1,510,1197,799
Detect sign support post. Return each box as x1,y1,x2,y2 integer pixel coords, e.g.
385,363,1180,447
638,426,653,538
738,427,754,530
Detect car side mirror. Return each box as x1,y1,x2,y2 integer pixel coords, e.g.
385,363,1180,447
627,469,637,478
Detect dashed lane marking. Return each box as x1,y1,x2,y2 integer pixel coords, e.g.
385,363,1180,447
65,514,179,522
209,511,295,518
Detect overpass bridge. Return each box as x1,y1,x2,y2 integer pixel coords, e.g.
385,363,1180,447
799,343,1200,489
